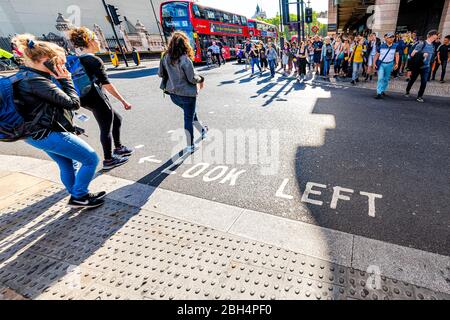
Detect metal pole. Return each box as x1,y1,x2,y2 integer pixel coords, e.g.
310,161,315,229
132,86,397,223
279,0,284,49
296,0,301,43
102,0,129,67
307,0,311,37
149,0,168,47
300,0,305,41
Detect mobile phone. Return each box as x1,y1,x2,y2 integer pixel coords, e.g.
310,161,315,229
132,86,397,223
43,59,58,75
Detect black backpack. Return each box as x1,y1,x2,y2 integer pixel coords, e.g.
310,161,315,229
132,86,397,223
408,42,426,71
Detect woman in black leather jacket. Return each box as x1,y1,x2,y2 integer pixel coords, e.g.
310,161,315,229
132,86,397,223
12,34,105,209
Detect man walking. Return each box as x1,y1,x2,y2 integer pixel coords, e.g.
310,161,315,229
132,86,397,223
312,35,323,74
217,40,226,65
374,32,400,99
431,35,449,83
321,37,334,78
405,30,439,103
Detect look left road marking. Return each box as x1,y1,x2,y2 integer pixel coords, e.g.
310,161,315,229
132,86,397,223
275,178,293,200
276,179,383,217
139,156,162,164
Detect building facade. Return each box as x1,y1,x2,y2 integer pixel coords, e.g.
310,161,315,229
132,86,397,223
328,0,450,37
252,4,267,20
0,0,165,38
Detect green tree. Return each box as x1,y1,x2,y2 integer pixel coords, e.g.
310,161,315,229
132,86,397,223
262,9,328,40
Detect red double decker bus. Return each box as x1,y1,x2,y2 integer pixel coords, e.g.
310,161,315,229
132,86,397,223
160,0,249,62
248,19,278,43
255,20,279,43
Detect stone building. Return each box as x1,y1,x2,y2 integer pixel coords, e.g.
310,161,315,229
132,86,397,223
0,0,166,50
252,4,267,20
328,0,450,37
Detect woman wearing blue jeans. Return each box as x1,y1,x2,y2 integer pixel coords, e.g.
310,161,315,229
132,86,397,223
159,32,208,153
267,43,278,78
13,35,104,209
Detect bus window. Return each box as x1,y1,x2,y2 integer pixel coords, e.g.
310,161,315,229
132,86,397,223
223,13,230,23
162,2,188,18
232,15,239,25
192,5,201,18
206,9,216,20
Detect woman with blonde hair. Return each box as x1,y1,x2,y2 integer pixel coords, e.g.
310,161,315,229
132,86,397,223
158,31,207,153
12,34,105,208
69,27,134,171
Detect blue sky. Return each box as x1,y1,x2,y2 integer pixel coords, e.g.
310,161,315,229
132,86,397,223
197,0,329,18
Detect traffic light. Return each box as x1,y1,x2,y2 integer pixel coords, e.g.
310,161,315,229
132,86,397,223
108,5,122,25
305,7,313,24
281,0,290,25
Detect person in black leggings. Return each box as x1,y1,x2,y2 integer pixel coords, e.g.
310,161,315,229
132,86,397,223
69,27,134,171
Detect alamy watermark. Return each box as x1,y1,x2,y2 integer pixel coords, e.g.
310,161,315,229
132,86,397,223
170,127,281,176
366,265,382,291
67,5,81,27
366,5,382,31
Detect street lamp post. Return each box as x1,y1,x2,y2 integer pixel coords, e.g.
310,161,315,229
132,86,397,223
279,0,285,49
300,0,305,41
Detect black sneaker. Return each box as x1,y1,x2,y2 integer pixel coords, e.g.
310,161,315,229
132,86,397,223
68,194,105,209
114,146,134,157
381,92,386,97
103,156,129,171
351,80,356,85
88,191,107,200
375,94,383,99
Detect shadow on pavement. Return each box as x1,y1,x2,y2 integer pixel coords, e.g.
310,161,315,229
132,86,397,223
293,87,450,256
108,67,159,79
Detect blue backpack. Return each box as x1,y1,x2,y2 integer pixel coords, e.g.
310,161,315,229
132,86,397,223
0,73,28,142
65,55,94,98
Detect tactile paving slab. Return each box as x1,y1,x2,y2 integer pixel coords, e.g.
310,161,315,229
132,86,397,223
0,184,448,300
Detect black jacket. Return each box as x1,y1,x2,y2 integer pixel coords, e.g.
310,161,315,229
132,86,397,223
14,66,81,139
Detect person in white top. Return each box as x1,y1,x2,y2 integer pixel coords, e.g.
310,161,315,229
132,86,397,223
208,41,222,67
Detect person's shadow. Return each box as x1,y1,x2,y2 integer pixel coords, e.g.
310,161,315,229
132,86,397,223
106,137,204,209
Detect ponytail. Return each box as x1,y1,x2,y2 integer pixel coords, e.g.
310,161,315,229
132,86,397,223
12,34,64,65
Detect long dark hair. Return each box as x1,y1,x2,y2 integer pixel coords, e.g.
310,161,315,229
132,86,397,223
166,31,195,65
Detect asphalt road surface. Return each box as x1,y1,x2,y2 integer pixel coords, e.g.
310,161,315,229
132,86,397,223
2,61,449,256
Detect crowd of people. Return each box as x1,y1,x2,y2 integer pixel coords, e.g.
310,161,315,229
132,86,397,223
237,30,449,102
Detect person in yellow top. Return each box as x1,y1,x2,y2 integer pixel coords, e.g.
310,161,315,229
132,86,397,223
350,37,367,85
0,48,13,59
0,48,19,68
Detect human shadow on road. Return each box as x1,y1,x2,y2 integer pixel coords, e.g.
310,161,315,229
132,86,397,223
0,139,205,299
